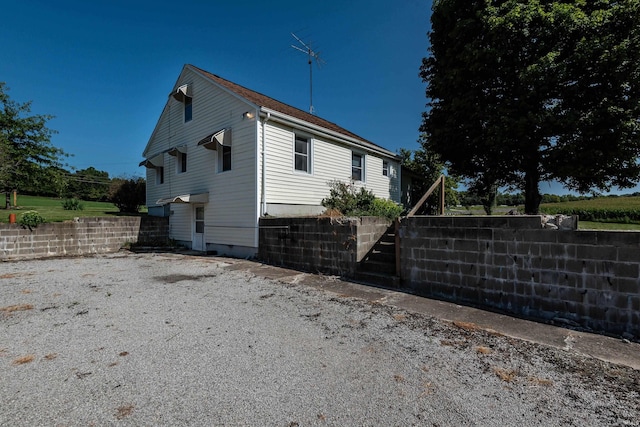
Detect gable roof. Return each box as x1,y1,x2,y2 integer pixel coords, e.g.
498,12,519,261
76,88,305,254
188,64,393,154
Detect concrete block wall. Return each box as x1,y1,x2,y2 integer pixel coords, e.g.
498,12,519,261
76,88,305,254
258,216,391,277
399,216,640,339
0,216,169,261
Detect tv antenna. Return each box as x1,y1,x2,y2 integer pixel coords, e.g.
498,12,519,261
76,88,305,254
291,32,325,114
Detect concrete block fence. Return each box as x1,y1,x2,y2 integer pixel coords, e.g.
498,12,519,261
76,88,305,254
258,216,391,277
0,216,169,261
398,216,640,339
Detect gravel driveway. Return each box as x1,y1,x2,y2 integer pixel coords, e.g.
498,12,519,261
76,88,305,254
1,252,639,426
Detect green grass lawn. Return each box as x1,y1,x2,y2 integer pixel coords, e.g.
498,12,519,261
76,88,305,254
0,195,146,223
577,221,640,231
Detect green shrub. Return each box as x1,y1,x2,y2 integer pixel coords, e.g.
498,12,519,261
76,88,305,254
109,177,146,213
18,211,46,230
321,180,402,220
61,198,84,211
369,198,404,220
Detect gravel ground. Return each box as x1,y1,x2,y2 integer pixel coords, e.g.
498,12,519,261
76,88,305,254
1,252,639,426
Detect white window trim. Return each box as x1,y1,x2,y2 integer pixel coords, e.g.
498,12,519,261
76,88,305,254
155,166,164,185
176,151,187,174
352,152,365,182
293,132,313,175
184,96,193,123
217,144,232,173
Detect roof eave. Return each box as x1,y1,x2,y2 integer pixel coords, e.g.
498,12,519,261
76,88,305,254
259,107,399,160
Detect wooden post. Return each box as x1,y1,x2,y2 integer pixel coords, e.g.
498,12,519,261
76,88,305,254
439,175,445,215
13,189,17,208
407,174,446,217
395,218,401,278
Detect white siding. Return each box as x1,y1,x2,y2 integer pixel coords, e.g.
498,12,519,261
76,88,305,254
143,67,258,249
261,121,401,208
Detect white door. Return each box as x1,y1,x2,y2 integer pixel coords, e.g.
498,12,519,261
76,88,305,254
192,205,205,251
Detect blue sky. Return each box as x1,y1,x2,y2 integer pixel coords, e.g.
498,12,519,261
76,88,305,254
1,0,431,180
3,0,637,196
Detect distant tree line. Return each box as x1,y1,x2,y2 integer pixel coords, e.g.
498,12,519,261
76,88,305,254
29,165,146,212
1,83,145,212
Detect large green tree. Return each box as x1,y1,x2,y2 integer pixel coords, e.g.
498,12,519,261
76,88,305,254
67,167,111,201
0,83,67,207
420,0,640,214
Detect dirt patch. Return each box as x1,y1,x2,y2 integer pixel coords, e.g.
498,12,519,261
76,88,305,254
154,274,218,283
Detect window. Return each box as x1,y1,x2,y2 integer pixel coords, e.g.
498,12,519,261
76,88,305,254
294,135,311,173
178,152,187,173
195,206,205,233
156,166,164,185
184,96,193,122
383,160,389,177
352,153,364,181
219,145,231,172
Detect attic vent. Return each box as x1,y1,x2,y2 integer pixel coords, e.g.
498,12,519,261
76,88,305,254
171,84,192,102
197,128,232,150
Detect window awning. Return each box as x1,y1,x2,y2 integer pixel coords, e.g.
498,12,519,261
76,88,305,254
171,84,192,102
156,192,209,205
167,145,188,157
197,128,232,150
138,152,165,168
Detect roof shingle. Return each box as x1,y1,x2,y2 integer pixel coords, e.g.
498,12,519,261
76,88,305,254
189,64,386,150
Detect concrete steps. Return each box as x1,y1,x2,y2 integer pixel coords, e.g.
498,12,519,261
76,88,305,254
356,227,399,288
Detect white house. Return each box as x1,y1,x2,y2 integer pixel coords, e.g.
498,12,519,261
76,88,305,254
140,64,401,257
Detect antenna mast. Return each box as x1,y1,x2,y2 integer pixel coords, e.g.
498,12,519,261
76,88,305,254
291,32,324,114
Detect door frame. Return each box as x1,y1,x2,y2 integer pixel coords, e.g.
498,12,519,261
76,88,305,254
192,204,206,251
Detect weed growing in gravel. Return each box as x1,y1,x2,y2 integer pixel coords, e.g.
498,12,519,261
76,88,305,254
476,346,492,355
115,404,135,420
452,321,482,332
392,313,407,322
528,376,554,387
12,355,35,365
0,304,34,314
493,367,518,382
420,381,435,397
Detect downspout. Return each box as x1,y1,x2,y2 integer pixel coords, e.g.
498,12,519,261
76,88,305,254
261,112,271,216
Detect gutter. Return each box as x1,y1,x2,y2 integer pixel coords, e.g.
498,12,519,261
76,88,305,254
261,112,271,216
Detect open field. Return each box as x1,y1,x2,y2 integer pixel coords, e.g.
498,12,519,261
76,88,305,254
541,196,640,211
0,195,145,223
448,196,640,230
